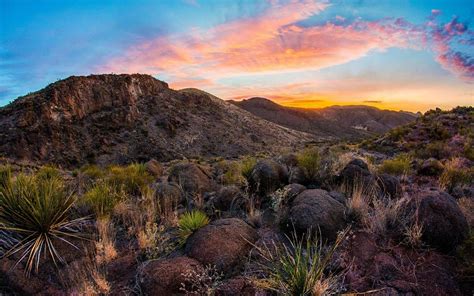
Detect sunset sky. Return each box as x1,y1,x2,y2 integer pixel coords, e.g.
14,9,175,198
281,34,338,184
1,0,473,111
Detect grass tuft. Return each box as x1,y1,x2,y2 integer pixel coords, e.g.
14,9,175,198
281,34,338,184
378,153,411,176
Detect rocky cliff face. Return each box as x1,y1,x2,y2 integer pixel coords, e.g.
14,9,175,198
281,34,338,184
0,74,313,167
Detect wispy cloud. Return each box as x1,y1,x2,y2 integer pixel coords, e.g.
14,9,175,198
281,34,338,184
98,0,473,97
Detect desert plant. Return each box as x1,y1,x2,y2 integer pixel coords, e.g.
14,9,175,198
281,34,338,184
221,161,245,186
241,157,257,182
80,164,105,180
36,165,61,180
0,173,87,274
439,158,473,191
343,182,372,224
107,163,153,195
178,210,209,244
179,264,223,295
0,165,11,187
378,153,411,176
82,182,125,217
403,221,424,248
255,229,347,296
296,147,321,183
95,216,117,265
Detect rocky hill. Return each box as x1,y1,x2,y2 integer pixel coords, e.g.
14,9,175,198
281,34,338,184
230,97,417,139
0,74,314,167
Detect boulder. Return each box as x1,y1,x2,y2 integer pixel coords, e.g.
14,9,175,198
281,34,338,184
168,163,215,195
145,158,163,178
377,173,402,199
249,160,288,196
139,256,203,295
154,181,184,207
338,158,373,188
282,183,307,204
404,189,469,252
288,189,345,241
418,158,444,176
213,185,245,211
329,191,347,204
185,218,258,272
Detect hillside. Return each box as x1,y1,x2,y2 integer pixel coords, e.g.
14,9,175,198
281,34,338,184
230,97,417,139
0,74,314,167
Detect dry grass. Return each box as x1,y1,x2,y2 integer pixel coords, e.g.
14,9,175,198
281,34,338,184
403,222,424,248
95,216,117,265
63,252,110,295
344,182,372,224
439,157,473,191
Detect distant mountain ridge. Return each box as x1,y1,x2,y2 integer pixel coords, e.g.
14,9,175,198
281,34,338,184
0,74,313,167
229,97,418,139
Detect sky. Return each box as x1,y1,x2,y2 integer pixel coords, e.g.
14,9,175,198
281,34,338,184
0,0,473,112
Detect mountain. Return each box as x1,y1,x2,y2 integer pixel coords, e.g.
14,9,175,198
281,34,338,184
0,74,314,167
230,97,418,139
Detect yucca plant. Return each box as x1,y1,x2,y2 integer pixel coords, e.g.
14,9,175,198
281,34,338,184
178,210,209,244
0,171,87,275
256,229,347,296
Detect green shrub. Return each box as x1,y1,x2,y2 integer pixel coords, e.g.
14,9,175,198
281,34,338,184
378,154,411,176
416,141,448,159
36,165,61,180
106,163,153,195
0,165,11,187
439,158,473,191
0,173,87,275
80,164,105,179
240,157,257,181
220,161,245,185
297,148,321,182
82,182,124,216
256,229,346,295
178,210,209,243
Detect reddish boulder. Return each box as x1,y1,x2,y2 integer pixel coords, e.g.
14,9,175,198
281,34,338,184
139,256,203,295
185,218,258,272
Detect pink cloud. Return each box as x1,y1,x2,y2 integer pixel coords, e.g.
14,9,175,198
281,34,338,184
98,0,473,88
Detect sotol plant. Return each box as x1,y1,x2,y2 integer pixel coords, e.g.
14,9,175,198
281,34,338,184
0,170,88,275
178,210,209,244
256,229,347,296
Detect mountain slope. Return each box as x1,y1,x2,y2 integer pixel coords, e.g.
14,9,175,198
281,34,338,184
230,97,417,139
0,74,314,167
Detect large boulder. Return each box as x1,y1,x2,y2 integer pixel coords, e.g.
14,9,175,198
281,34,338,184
168,163,215,195
249,160,288,196
376,173,402,199
185,218,258,272
338,158,373,188
404,189,469,252
139,256,203,295
418,158,444,176
145,158,163,178
215,276,269,296
154,181,184,207
288,189,346,241
212,185,245,211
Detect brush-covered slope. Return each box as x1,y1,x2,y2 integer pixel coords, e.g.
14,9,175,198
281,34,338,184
0,74,313,167
230,97,417,139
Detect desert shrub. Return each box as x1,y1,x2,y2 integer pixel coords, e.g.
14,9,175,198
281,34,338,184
80,164,105,180
36,165,61,180
62,253,110,295
94,216,117,265
82,182,125,217
378,153,411,176
416,141,448,159
180,264,223,295
439,158,473,191
137,221,175,260
457,230,474,275
296,147,321,183
388,125,410,141
429,122,451,141
178,210,209,244
106,163,153,195
240,157,257,182
0,165,11,187
0,173,87,274
255,229,346,295
219,160,245,186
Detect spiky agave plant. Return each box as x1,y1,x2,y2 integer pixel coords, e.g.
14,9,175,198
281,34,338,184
0,171,88,275
256,228,347,296
178,210,209,244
